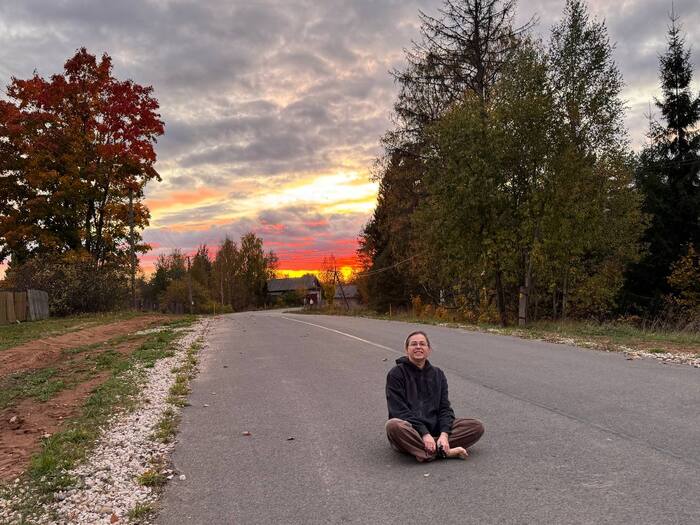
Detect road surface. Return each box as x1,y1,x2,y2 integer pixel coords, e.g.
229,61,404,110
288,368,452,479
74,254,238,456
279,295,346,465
157,311,700,524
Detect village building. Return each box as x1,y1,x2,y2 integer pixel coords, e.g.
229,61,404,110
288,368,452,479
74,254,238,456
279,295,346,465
267,275,323,307
333,284,362,309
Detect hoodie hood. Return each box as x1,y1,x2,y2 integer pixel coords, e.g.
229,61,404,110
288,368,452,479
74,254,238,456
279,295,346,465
396,355,432,370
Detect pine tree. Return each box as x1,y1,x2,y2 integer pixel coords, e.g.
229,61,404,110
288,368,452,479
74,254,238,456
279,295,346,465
361,0,530,314
623,11,700,313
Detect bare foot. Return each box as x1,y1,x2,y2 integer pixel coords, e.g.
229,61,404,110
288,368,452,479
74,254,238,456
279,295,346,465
446,447,469,460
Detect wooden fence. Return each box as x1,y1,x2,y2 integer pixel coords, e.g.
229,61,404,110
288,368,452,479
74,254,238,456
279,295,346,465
0,289,49,325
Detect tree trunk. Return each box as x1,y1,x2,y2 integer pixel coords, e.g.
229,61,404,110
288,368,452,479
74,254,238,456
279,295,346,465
93,181,111,264
128,189,136,309
219,271,224,307
519,251,533,326
84,199,95,253
562,268,569,321
494,256,507,327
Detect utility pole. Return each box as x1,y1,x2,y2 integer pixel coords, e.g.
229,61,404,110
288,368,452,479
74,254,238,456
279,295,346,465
186,255,194,315
220,254,225,307
334,268,350,310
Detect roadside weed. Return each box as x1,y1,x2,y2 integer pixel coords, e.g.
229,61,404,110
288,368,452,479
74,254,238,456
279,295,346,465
128,502,155,520
137,470,166,487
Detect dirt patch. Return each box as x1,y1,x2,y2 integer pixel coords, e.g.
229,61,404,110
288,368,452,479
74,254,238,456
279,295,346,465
0,315,171,377
0,374,107,481
0,316,171,482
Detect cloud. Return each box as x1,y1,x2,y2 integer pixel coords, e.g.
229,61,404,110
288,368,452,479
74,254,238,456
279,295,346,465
2,0,698,278
142,205,368,272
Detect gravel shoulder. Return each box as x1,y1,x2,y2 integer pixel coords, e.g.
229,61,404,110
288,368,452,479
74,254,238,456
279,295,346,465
0,317,211,524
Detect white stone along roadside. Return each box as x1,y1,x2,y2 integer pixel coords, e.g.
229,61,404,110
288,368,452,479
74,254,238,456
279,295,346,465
0,317,211,525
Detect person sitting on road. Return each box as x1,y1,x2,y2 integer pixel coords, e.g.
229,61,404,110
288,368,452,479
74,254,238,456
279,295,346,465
385,330,484,462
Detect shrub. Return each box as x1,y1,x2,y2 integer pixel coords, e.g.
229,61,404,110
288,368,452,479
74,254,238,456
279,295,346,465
5,250,129,315
411,296,423,317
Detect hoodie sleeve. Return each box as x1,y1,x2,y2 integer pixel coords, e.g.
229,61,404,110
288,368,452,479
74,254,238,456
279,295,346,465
437,369,455,434
386,368,430,437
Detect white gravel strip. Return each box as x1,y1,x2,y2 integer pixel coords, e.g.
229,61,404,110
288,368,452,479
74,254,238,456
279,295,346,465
621,348,700,367
477,325,700,368
1,317,211,525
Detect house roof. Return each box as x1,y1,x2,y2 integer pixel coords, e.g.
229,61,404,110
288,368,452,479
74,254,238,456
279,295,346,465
334,284,359,299
267,275,321,293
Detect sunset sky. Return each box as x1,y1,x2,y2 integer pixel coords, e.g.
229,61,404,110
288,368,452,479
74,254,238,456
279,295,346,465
1,0,699,277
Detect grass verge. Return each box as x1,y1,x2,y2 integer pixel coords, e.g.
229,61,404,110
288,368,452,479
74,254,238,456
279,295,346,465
154,339,202,443
0,316,198,523
296,307,700,354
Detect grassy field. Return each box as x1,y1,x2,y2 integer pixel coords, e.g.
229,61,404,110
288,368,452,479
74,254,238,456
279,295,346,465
0,311,142,351
300,307,700,355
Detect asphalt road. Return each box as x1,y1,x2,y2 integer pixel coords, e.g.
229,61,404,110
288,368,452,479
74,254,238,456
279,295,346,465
157,311,700,525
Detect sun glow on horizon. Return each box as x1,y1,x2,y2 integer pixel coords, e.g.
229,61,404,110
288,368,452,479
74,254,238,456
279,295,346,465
275,265,357,281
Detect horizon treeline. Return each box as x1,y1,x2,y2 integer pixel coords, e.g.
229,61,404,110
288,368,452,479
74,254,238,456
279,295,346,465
358,0,700,327
141,232,278,314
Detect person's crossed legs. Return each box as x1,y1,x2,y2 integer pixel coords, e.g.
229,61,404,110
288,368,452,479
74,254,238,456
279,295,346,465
385,418,484,462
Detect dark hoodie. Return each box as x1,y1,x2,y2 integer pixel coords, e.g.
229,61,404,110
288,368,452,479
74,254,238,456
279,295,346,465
386,356,455,437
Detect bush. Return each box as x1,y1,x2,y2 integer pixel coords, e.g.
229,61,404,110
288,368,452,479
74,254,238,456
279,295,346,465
667,245,700,318
411,295,423,317
435,306,452,321
159,278,211,313
5,251,129,315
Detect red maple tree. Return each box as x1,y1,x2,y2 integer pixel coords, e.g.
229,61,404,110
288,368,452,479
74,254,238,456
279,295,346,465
0,48,164,268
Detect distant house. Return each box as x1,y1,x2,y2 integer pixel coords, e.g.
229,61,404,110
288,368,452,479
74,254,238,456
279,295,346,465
333,284,362,309
267,275,323,307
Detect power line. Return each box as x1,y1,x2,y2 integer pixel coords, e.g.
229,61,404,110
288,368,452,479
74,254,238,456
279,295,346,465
355,254,419,277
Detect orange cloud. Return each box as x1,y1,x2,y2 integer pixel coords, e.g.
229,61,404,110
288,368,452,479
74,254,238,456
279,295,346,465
146,188,220,212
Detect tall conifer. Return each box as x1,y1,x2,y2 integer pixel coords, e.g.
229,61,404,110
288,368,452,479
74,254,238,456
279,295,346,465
623,12,700,313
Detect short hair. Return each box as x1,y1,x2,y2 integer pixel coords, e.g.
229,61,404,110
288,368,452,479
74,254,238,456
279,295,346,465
404,330,431,349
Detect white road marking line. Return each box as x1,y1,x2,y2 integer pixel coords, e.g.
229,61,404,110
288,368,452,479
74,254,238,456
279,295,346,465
280,314,698,468
280,316,400,354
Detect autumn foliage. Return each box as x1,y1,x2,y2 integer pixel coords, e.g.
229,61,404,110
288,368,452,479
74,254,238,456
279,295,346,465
0,48,164,313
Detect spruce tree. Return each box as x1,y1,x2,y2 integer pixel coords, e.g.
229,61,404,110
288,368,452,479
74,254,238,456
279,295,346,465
623,12,700,313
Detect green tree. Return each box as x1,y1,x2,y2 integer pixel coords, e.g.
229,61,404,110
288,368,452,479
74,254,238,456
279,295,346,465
358,149,425,312
666,245,700,318
361,0,531,315
191,245,212,289
411,41,561,325
545,0,643,318
623,11,700,313
144,249,187,307
238,232,278,309
212,233,277,310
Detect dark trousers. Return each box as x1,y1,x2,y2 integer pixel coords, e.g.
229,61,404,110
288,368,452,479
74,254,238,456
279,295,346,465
385,417,484,462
